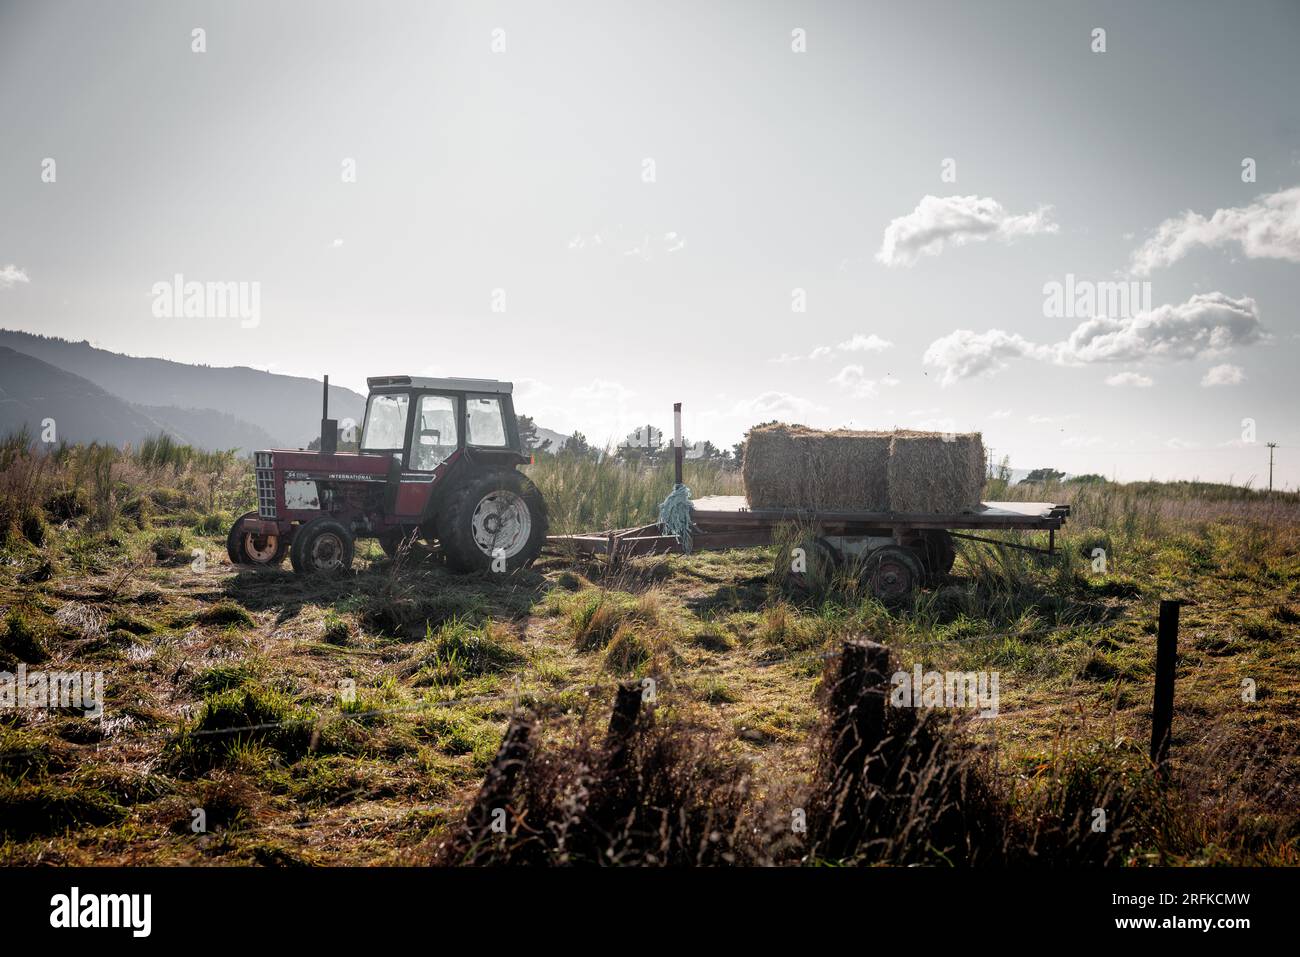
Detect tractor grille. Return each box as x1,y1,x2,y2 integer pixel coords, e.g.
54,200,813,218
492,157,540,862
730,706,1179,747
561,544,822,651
256,466,277,519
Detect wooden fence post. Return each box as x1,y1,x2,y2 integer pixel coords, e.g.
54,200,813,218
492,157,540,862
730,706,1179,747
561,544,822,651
463,710,533,846
1150,599,1180,779
818,639,892,857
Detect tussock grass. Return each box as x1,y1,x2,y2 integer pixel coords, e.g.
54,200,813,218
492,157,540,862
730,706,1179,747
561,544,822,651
1,435,1295,865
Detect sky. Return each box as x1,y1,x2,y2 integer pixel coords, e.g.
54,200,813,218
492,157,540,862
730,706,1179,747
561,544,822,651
2,0,1299,486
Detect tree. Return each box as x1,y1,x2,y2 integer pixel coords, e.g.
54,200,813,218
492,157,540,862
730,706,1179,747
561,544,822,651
515,414,552,454
1019,467,1065,485
563,431,593,459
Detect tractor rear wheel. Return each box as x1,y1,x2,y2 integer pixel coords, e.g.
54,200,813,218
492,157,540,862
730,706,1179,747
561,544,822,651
226,511,287,567
290,518,354,575
437,470,548,573
378,527,420,559
862,545,923,605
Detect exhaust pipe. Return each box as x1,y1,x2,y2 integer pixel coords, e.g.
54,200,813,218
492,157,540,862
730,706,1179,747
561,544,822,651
320,374,338,454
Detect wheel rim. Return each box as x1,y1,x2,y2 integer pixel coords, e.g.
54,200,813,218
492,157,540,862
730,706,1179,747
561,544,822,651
871,555,915,598
309,532,346,571
243,532,279,563
470,490,532,559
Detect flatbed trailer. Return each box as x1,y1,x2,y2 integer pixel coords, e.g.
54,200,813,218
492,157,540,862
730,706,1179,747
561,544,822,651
546,495,1071,601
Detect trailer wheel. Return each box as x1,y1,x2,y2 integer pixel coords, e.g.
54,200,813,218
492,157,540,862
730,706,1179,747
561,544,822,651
915,530,956,585
863,545,923,604
290,518,354,575
437,470,549,573
782,536,839,596
226,511,287,567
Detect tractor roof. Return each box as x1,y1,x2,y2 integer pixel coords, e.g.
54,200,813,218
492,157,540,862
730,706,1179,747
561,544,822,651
367,375,513,394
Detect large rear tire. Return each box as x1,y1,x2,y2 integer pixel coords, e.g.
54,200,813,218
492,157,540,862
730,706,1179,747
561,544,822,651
290,518,355,575
226,511,287,567
437,470,548,573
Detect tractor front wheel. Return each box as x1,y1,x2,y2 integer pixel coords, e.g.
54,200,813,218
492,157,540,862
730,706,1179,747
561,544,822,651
226,511,288,567
437,470,548,573
290,518,355,575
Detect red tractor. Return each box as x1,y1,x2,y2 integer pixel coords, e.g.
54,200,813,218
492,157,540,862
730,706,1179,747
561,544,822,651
226,375,548,575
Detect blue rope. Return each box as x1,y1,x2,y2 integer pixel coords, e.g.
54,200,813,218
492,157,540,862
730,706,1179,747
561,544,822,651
657,483,694,553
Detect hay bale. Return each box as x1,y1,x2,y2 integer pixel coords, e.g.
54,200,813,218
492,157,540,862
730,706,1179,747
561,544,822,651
886,432,985,513
742,424,891,510
741,423,986,514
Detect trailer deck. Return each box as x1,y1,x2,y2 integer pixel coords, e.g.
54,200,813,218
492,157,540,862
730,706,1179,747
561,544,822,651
547,496,1071,560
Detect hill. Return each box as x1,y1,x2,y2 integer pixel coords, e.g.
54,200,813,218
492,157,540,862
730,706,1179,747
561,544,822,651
0,330,365,447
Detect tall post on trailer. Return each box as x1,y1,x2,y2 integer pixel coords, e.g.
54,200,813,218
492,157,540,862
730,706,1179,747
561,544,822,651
673,402,684,487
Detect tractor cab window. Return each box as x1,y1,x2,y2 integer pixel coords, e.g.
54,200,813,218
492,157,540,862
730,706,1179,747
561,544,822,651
361,392,410,451
411,394,459,471
467,396,508,447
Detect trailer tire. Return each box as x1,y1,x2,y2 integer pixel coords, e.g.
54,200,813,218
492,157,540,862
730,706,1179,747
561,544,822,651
863,545,923,605
915,530,956,586
290,518,354,575
226,511,287,567
437,470,548,574
782,536,839,596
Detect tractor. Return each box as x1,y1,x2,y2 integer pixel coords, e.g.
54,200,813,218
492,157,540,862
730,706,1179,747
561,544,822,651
226,375,548,575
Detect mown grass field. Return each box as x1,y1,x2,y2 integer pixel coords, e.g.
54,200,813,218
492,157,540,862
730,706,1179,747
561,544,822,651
1,439,1297,865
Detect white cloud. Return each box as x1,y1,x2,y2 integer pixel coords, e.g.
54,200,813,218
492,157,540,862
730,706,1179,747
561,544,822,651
1105,372,1154,388
922,329,1047,386
876,195,1057,267
729,391,827,421
1201,363,1245,387
1054,292,1262,363
830,364,878,398
1165,438,1201,450
989,408,1013,419
513,377,553,404
570,379,634,404
1131,186,1300,275
771,334,891,363
1061,435,1104,448
837,333,894,353
0,264,30,289
923,293,1263,385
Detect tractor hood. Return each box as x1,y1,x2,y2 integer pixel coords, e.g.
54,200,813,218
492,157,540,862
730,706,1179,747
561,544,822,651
254,449,392,480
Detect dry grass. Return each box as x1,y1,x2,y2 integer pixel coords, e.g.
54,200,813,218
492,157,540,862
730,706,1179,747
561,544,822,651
0,438,1295,866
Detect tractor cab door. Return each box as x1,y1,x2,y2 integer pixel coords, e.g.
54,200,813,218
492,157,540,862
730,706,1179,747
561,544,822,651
394,392,461,518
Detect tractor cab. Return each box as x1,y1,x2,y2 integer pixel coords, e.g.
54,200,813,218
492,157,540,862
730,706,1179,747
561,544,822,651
360,376,527,472
227,374,547,576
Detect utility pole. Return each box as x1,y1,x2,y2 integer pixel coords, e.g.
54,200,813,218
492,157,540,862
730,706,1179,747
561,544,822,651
1267,442,1277,492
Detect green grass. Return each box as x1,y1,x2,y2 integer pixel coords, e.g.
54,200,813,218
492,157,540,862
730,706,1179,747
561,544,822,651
0,438,1295,866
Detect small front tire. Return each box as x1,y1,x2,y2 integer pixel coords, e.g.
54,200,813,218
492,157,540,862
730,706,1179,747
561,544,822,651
290,518,355,575
226,511,288,567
